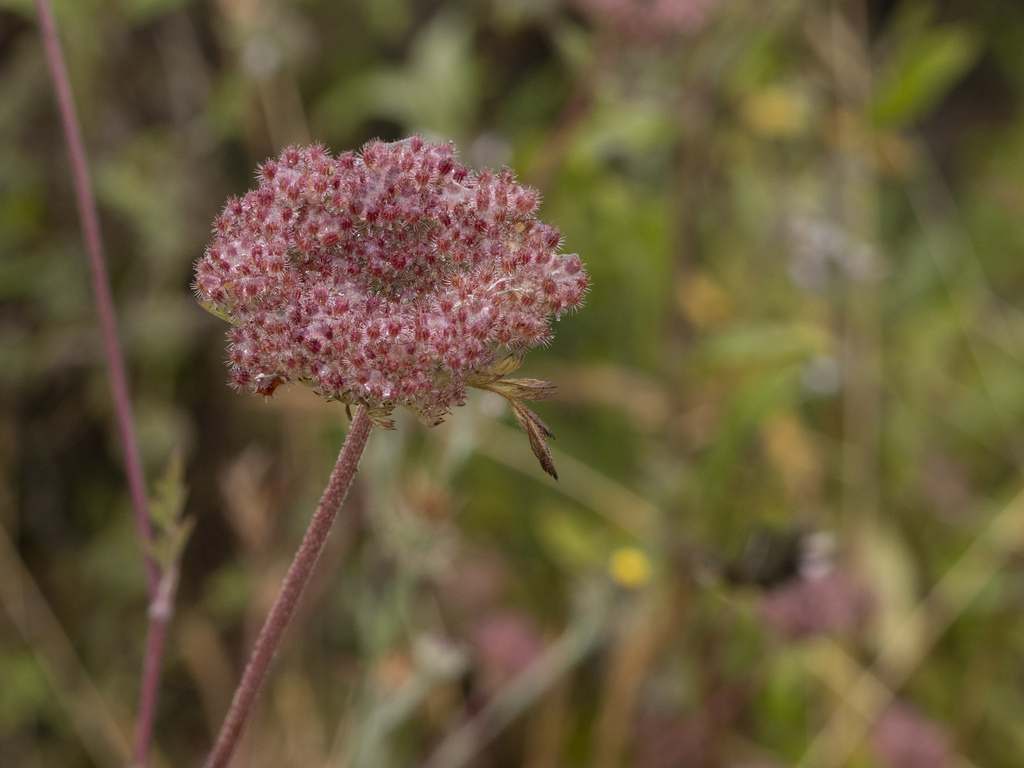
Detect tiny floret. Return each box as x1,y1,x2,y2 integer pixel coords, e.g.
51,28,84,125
195,138,588,428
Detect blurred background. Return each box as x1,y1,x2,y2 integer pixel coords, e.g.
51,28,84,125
3,0,1024,766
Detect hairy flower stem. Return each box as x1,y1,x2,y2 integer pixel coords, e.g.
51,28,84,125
204,406,374,768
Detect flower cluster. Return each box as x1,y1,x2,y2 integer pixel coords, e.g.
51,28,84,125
195,137,587,427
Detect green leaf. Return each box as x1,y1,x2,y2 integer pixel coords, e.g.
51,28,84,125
873,25,980,128
149,448,187,530
145,448,197,568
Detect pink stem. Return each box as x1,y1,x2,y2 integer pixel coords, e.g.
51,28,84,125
34,0,160,598
204,406,374,768
35,4,175,766
130,563,179,767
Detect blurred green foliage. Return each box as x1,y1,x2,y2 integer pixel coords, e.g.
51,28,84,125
4,0,1024,766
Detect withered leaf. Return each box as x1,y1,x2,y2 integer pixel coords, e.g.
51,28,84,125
466,354,525,387
346,403,393,429
509,399,558,480
490,354,525,378
361,406,395,429
480,377,557,402
465,357,560,479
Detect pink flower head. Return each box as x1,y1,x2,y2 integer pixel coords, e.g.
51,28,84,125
195,138,588,427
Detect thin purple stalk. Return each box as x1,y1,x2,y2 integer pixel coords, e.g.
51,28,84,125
131,564,178,768
34,0,160,598
204,406,374,768
35,3,172,766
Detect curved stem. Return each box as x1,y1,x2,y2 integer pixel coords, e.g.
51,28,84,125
35,4,175,766
204,406,374,768
34,0,159,598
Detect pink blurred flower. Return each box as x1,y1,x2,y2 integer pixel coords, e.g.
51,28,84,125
634,684,750,768
572,0,717,41
439,547,508,615
760,571,874,640
472,612,545,691
872,701,953,768
194,138,587,426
